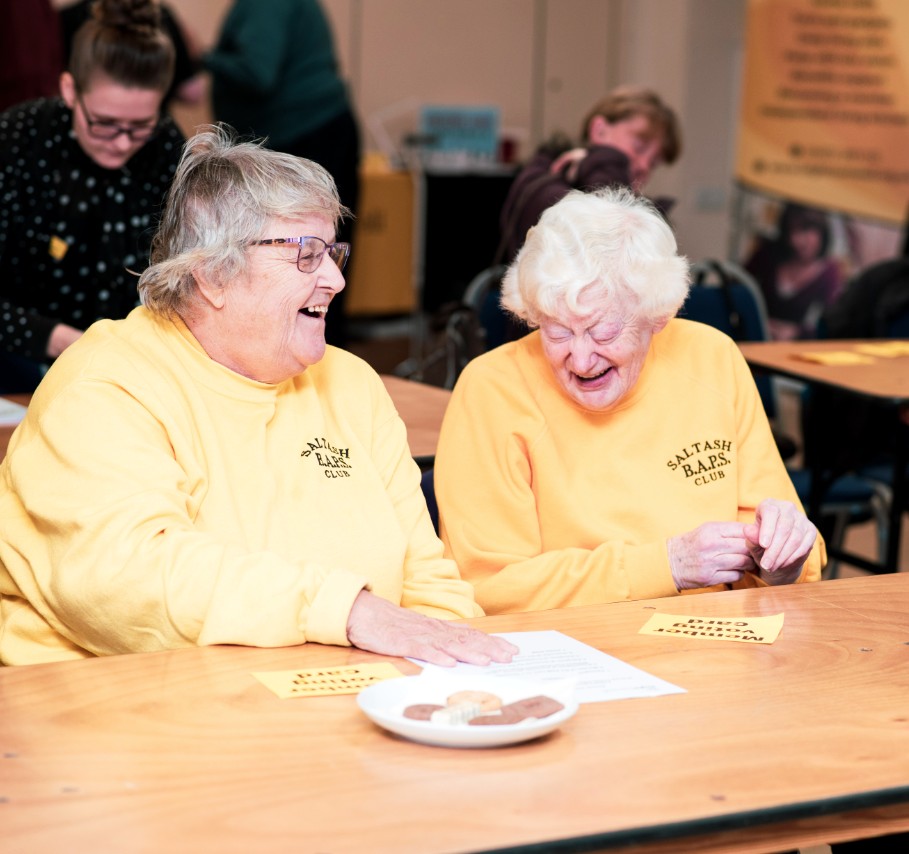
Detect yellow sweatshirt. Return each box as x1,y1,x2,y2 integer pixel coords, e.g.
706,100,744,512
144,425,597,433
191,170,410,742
436,319,824,614
0,307,480,664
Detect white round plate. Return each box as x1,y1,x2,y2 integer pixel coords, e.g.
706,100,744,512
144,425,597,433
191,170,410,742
356,671,578,748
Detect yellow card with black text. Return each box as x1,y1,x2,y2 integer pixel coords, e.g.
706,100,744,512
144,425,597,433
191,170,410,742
853,341,909,357
640,613,784,644
795,351,873,366
253,662,405,698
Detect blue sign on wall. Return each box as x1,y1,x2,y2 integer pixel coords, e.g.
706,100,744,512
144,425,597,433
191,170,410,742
419,105,500,159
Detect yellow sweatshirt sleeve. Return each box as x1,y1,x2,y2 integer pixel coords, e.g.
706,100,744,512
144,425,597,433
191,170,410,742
367,373,483,620
1,379,372,657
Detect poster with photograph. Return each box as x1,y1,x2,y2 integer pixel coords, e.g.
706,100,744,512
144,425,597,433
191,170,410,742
734,0,907,339
734,187,902,339
736,0,909,225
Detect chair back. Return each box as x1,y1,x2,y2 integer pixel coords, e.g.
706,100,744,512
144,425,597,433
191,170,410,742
462,264,510,351
680,259,778,417
411,264,512,389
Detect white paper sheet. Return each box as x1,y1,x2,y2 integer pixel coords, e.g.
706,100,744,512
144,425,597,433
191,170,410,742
0,397,27,427
414,630,685,704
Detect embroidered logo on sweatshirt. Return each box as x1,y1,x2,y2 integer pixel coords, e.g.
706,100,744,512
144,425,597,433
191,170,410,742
665,438,733,486
300,437,352,479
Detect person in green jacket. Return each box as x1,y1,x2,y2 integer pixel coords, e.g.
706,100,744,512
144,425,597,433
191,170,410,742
205,0,360,346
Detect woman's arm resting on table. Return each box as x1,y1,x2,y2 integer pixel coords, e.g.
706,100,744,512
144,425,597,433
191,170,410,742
346,590,518,666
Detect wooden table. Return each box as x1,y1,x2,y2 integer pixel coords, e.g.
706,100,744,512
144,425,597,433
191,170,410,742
739,339,909,572
0,377,450,465
2,574,908,854
738,339,909,403
379,374,451,463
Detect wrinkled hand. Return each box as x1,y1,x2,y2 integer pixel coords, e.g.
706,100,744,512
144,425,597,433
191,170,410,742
346,590,519,667
550,147,587,183
743,499,817,586
667,522,758,590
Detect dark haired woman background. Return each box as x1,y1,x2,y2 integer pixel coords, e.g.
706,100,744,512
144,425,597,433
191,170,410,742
744,202,844,340
0,0,185,392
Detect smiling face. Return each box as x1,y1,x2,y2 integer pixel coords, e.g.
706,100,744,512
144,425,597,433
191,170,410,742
588,113,664,192
60,72,163,170
789,225,824,262
538,295,664,411
204,215,346,384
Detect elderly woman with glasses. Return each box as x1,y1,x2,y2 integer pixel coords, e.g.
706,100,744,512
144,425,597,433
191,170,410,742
435,187,825,615
0,0,185,393
0,125,518,668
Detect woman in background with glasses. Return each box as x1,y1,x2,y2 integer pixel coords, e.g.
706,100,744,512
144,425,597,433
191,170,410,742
0,0,184,392
0,125,517,669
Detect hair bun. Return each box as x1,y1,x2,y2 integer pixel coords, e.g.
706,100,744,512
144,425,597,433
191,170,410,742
92,0,162,34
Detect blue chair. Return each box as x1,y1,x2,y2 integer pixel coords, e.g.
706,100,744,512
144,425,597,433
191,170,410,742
681,260,792,454
420,468,439,535
786,470,890,579
461,264,510,352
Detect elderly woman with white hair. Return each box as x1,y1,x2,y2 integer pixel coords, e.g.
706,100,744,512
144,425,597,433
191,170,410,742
0,125,518,667
435,187,824,615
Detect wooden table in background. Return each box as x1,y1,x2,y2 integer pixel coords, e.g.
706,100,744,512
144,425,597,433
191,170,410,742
2,574,909,853
739,339,909,572
738,339,909,401
379,373,451,463
0,377,450,465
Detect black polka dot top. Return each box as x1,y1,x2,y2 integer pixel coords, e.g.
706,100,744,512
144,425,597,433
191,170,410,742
0,98,184,361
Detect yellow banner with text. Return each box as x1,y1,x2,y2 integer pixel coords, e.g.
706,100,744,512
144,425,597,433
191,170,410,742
737,0,909,224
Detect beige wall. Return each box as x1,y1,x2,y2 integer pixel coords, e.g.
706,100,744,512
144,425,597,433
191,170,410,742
56,0,749,261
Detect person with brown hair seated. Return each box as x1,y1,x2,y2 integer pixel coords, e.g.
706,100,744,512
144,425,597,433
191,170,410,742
498,85,682,265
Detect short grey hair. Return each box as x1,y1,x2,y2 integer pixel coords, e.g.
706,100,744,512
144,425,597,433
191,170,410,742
138,124,348,316
500,187,690,328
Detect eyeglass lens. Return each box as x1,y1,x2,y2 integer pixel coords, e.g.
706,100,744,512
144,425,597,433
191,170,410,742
90,123,157,141
297,237,350,273
77,92,157,141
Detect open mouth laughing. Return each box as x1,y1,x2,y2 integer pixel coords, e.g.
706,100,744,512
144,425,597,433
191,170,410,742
575,366,612,386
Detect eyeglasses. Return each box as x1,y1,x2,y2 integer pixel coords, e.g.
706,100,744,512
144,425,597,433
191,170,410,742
252,236,351,273
75,90,160,142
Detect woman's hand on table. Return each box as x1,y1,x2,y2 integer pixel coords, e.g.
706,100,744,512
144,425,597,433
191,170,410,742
346,590,519,666
743,498,817,585
550,147,587,182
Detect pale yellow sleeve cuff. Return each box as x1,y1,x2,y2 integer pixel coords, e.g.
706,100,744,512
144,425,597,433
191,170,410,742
300,569,371,648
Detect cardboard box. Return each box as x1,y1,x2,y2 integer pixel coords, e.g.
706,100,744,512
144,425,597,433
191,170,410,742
346,166,415,315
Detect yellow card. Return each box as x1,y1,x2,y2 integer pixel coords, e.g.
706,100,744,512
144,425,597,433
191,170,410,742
253,662,405,698
640,612,784,644
794,351,874,366
48,235,69,260
853,341,909,357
